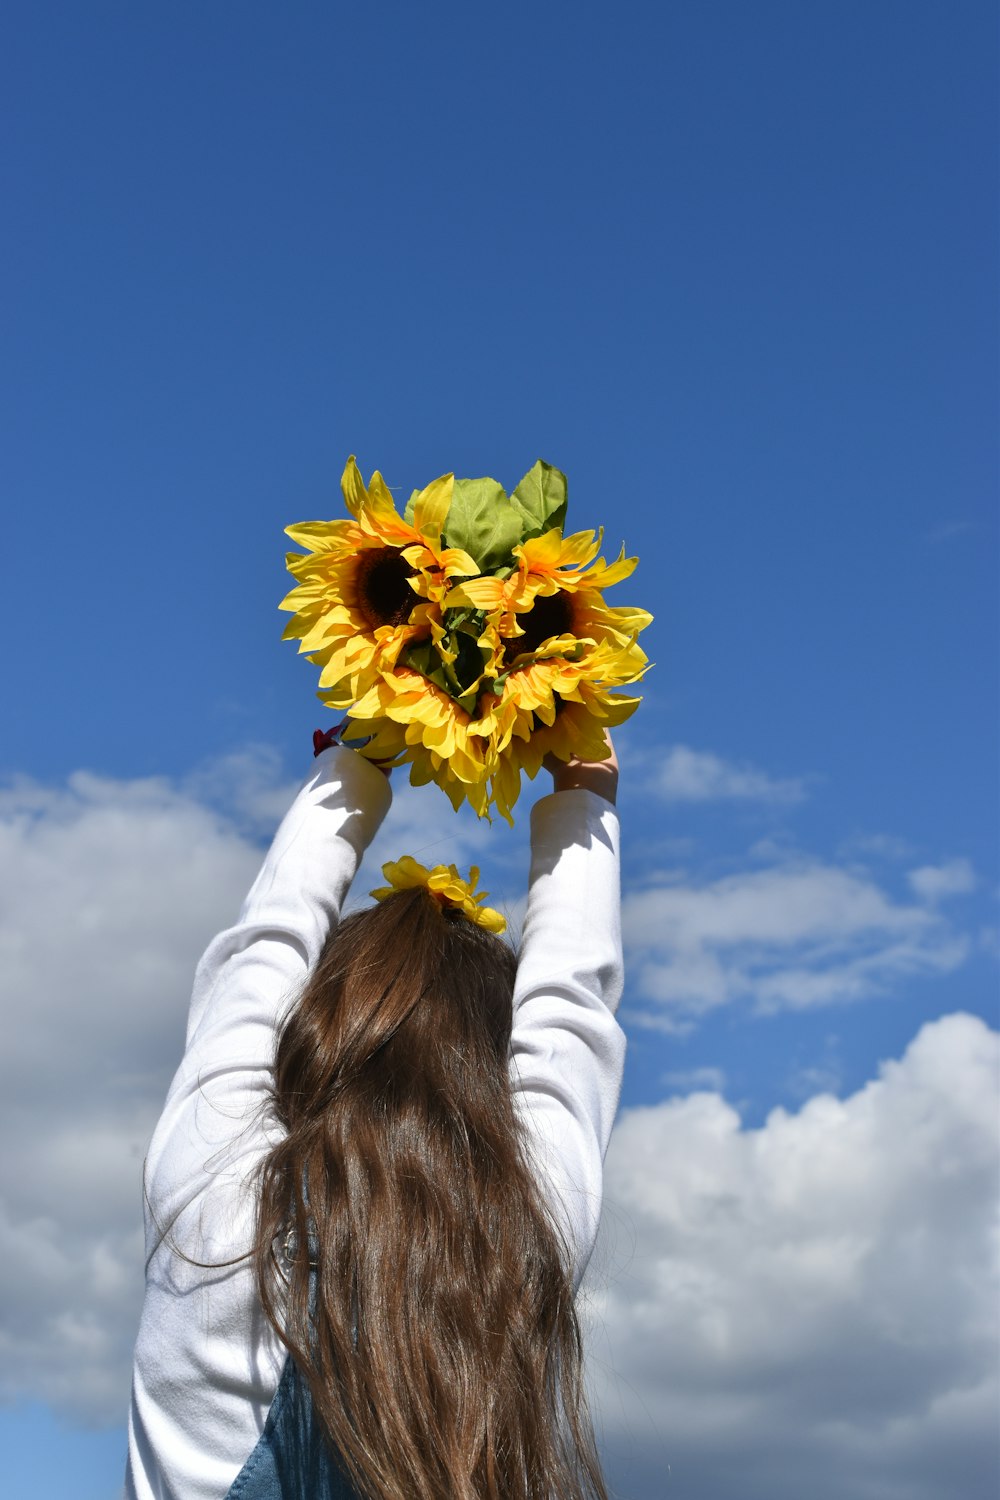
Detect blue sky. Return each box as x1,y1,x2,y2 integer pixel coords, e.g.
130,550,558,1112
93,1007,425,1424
1,4,996,1497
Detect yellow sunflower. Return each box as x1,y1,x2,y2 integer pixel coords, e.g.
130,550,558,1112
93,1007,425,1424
481,683,640,823
473,633,649,755
339,457,481,606
370,856,506,934
282,456,652,826
280,456,479,705
505,683,642,776
447,526,640,639
342,666,494,818
447,525,651,724
469,635,649,823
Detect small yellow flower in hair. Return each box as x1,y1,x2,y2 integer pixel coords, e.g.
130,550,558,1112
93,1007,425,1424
370,856,507,934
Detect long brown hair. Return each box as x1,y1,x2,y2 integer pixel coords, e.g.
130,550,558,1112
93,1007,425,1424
253,885,609,1500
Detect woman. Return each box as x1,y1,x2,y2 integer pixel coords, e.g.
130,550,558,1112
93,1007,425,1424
124,733,626,1500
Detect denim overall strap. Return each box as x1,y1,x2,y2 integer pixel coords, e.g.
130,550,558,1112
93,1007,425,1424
224,1226,364,1500
223,1351,363,1500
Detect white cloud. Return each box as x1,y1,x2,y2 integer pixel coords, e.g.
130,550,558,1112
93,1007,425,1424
661,1065,727,1094
921,519,977,544
907,857,977,902
623,856,974,1020
582,1012,1000,1500
980,923,1000,959
182,743,301,835
0,769,262,1101
785,1060,843,1099
3,753,996,1500
836,830,916,863
0,752,534,1425
653,745,816,805
0,767,265,1423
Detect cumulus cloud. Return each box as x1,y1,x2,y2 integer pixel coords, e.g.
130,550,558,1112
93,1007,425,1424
907,857,977,903
0,753,530,1424
2,753,996,1500
660,1065,727,1094
623,856,974,1023
583,1012,1000,1500
182,743,302,836
180,744,521,874
0,767,263,1422
836,830,916,863
652,745,816,805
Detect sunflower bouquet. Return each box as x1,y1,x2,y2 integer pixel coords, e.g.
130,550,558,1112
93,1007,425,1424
280,456,651,824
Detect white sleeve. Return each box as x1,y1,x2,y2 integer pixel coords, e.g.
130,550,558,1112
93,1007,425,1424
143,745,392,1251
509,788,627,1290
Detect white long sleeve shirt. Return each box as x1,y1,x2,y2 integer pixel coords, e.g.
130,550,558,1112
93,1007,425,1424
124,745,626,1500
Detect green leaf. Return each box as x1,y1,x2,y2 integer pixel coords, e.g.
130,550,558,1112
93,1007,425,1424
404,629,490,699
403,640,435,674
451,630,489,694
402,640,451,693
456,682,483,715
510,460,568,539
440,605,477,632
443,477,523,571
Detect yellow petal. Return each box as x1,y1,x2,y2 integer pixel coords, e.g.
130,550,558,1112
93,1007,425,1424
370,852,505,932
411,472,454,542
340,455,367,518
439,548,479,578
447,577,507,611
284,520,352,552
589,545,638,590
366,469,403,521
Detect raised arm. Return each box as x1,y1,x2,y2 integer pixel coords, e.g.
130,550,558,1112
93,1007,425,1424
509,740,626,1290
143,745,392,1248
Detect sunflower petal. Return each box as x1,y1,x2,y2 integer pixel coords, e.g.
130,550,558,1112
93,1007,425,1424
369,852,506,932
340,455,367,518
366,469,403,521
411,472,455,543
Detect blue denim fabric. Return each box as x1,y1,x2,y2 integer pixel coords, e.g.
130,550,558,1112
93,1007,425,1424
223,1351,362,1500
224,1223,364,1500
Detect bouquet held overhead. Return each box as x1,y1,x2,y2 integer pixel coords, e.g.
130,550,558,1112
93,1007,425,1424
280,457,652,825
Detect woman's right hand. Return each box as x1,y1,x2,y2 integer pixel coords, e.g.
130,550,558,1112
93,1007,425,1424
543,730,619,806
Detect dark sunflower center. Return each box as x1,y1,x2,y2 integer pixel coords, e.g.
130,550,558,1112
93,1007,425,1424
503,591,574,665
356,548,417,629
